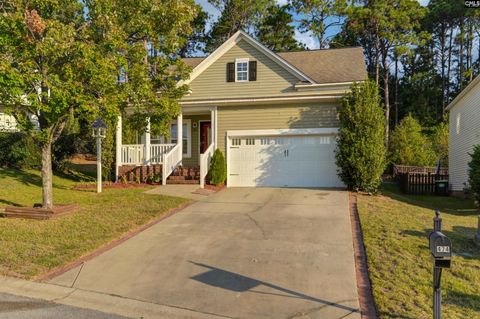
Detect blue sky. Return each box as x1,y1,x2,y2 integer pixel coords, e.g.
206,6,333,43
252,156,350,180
195,0,431,49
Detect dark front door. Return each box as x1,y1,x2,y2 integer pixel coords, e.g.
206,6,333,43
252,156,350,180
200,121,212,153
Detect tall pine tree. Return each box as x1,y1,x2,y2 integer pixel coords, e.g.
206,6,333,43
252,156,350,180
256,4,303,52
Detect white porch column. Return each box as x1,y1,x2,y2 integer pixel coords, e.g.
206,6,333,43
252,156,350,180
145,117,151,166
210,107,216,148
177,112,183,165
115,115,122,182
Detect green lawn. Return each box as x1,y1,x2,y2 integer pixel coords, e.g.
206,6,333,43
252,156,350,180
357,184,480,319
0,168,187,279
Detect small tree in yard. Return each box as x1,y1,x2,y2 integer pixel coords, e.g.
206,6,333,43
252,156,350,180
335,80,386,193
209,149,226,186
389,115,437,167
468,145,480,206
430,122,449,167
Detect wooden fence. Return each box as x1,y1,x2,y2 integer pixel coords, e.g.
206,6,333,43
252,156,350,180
393,165,449,177
397,172,449,195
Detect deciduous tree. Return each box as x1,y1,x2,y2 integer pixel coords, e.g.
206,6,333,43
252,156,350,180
389,115,437,167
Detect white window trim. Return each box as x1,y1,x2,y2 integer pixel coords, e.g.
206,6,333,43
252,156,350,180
169,119,192,158
235,58,249,82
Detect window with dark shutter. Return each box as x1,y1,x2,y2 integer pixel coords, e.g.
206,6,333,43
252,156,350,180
227,62,235,82
249,61,257,81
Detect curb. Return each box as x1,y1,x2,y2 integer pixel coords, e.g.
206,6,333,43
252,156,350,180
0,276,230,319
349,193,378,319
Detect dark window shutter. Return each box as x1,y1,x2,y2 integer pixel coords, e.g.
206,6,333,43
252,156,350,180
227,62,235,82
249,61,257,81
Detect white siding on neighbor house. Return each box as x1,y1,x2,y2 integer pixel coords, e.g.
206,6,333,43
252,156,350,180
449,81,480,192
0,111,18,132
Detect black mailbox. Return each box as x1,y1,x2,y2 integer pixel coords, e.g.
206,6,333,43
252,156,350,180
429,231,452,268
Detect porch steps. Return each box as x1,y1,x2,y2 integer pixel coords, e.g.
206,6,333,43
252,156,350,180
166,166,200,185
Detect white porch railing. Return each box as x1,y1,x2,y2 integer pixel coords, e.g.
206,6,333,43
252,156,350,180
150,144,175,164
200,143,215,188
121,144,175,165
162,144,182,185
121,144,144,165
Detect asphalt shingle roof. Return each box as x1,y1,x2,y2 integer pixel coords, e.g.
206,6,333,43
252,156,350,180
182,47,367,84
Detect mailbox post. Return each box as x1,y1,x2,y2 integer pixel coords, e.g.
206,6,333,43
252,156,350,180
428,211,452,319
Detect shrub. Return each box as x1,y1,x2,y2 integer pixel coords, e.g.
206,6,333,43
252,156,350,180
209,149,226,186
335,80,387,193
389,115,437,167
468,145,480,206
0,132,41,169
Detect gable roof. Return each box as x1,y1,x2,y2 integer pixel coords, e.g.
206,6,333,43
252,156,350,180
182,36,367,85
179,30,316,86
445,75,480,111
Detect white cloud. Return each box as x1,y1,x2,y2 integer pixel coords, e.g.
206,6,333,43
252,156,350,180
295,29,317,50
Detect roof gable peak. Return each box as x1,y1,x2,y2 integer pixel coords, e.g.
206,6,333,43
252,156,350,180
178,30,315,86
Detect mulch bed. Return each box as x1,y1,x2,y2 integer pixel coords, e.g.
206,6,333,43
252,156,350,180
4,204,80,220
203,183,226,192
349,193,378,319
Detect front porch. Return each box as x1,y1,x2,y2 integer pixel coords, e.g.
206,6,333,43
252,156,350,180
115,107,217,188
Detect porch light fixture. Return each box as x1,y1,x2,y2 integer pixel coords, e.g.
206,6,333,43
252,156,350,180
92,118,107,193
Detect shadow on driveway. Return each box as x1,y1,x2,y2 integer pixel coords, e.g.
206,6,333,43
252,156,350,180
189,261,359,314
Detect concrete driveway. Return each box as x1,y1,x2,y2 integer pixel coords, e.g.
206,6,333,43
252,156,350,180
49,188,360,319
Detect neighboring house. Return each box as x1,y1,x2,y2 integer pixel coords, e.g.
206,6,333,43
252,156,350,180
0,107,18,132
115,30,367,188
446,75,480,194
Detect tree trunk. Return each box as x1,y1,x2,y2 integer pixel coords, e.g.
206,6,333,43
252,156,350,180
478,33,480,75
446,27,453,103
459,16,465,88
41,141,53,209
384,66,390,147
394,54,399,126
440,23,446,111
467,22,473,82
375,31,380,85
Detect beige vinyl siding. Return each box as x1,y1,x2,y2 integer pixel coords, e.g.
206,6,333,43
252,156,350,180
183,114,210,167
449,81,480,191
216,103,339,154
183,39,299,101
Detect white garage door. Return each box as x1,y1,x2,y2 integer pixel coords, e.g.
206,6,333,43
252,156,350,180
228,135,343,187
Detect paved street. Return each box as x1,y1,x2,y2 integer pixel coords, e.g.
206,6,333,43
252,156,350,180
0,293,129,319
